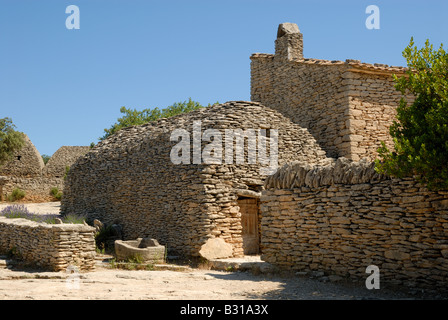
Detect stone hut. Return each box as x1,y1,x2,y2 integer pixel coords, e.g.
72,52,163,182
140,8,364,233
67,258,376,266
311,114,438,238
61,101,328,258
0,133,44,177
44,146,90,178
0,134,89,200
251,23,414,161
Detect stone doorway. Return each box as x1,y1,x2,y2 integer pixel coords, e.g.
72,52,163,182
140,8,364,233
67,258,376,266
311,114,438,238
238,197,260,255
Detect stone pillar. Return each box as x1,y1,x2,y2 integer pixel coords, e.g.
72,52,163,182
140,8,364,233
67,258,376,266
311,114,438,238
275,23,303,61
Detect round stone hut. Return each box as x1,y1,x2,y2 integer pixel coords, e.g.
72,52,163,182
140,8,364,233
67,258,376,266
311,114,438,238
0,133,44,177
44,146,90,178
61,101,327,258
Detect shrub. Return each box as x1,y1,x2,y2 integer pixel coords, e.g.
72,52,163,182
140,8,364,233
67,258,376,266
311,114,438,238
0,118,25,166
0,204,86,224
50,187,58,196
94,225,115,252
7,188,25,202
376,38,448,190
41,154,51,164
63,166,70,180
0,204,31,219
50,187,62,201
100,98,218,140
62,212,87,224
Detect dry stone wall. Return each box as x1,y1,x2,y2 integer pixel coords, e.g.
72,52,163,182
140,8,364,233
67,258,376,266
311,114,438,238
1,176,64,200
251,54,349,159
61,101,328,258
261,158,448,291
0,217,96,271
0,138,89,201
344,70,414,161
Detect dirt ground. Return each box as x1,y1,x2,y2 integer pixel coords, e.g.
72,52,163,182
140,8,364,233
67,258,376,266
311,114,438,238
1,260,441,300
0,201,61,214
0,202,445,301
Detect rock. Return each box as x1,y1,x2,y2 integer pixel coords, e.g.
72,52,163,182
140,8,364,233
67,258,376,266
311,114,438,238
328,275,344,282
115,238,166,263
441,250,448,259
54,218,63,224
93,219,103,231
139,238,159,248
235,189,261,198
277,23,300,37
199,238,233,260
384,250,411,260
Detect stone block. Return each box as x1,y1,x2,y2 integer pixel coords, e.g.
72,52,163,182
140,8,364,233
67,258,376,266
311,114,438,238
384,250,410,260
199,238,233,260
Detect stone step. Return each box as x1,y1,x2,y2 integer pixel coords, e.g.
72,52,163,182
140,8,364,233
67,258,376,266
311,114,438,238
0,256,12,269
208,256,277,274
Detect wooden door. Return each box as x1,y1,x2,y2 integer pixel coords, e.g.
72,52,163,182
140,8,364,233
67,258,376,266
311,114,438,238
238,198,259,255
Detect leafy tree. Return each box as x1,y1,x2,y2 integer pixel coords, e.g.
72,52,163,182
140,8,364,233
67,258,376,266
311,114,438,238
0,117,25,166
375,38,448,190
41,154,51,164
100,98,216,141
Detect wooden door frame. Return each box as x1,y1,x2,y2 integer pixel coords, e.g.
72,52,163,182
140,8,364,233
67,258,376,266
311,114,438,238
237,195,261,255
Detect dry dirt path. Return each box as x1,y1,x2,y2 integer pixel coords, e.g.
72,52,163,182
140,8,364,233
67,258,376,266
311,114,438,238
0,263,433,301
0,202,443,301
0,201,61,215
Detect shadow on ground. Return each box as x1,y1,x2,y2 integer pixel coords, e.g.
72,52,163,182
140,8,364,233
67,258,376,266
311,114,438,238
205,270,447,300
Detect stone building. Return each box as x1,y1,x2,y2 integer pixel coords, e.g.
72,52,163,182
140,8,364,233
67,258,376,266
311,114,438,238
0,134,44,177
44,146,91,178
0,135,89,200
61,101,328,257
250,23,414,161
251,23,448,292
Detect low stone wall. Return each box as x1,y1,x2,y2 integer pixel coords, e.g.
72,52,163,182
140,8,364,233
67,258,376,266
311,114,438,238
261,158,448,292
0,217,96,271
1,176,64,201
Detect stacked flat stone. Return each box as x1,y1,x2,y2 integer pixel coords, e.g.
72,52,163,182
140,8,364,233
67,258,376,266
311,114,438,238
61,101,328,258
261,159,448,292
251,23,414,161
44,146,90,178
0,134,44,177
0,140,89,200
1,176,64,200
0,217,96,271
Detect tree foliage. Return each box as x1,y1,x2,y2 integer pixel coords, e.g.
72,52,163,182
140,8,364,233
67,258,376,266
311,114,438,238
375,38,448,190
0,117,25,166
100,98,216,141
41,154,51,164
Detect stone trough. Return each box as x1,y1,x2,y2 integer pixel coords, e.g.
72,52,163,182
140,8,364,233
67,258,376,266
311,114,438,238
114,238,166,264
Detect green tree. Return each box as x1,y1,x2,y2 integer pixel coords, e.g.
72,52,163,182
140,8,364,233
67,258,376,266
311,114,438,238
41,154,51,164
375,38,448,190
100,98,216,141
0,118,25,166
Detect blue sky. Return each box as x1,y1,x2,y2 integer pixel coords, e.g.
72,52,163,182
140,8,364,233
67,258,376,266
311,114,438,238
1,0,447,156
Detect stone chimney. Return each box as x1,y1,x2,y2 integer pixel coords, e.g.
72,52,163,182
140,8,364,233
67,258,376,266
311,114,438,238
275,23,303,60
